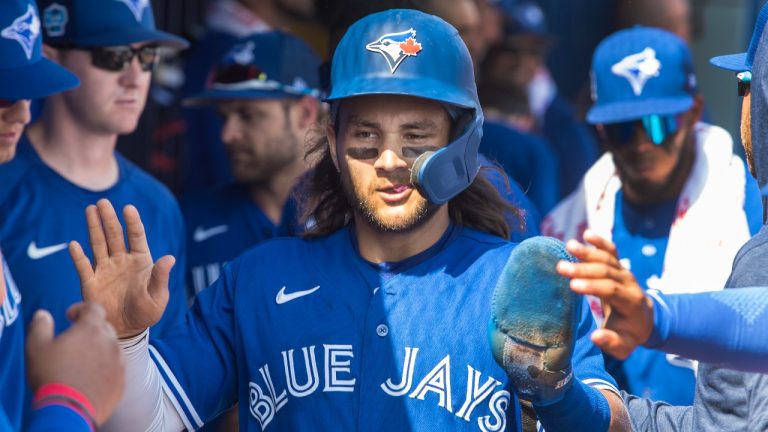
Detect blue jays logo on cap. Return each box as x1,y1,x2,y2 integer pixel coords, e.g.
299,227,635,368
43,3,68,37
115,0,149,22
365,28,423,73
611,47,662,96
1,4,40,60
228,41,256,65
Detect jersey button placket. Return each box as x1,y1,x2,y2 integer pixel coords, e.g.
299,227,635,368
376,324,389,337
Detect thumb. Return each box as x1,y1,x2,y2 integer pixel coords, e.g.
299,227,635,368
148,255,175,302
591,328,633,360
25,310,55,354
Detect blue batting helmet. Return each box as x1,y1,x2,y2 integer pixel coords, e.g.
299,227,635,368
326,9,484,205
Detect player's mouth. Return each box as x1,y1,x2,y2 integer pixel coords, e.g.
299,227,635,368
0,130,21,146
377,184,413,203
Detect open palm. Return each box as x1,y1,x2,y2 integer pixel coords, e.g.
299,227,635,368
69,199,175,338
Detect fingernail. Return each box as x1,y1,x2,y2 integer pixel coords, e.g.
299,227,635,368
566,240,581,251
33,310,51,322
571,279,585,290
558,261,574,273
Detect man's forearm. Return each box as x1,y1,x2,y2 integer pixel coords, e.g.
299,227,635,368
646,287,768,373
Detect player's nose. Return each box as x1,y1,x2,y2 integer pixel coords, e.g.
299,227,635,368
374,148,408,171
2,100,31,126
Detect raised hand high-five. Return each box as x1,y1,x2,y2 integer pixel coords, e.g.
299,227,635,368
555,230,655,360
69,199,175,338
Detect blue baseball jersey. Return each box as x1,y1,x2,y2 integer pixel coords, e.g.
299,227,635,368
0,253,24,431
182,184,301,298
150,225,617,431
0,136,188,337
610,172,762,404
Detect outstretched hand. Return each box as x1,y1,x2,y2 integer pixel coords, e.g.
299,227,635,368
69,199,175,338
555,230,654,359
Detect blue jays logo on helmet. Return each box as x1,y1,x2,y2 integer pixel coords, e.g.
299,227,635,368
365,28,423,73
115,0,149,22
611,47,662,96
1,4,40,60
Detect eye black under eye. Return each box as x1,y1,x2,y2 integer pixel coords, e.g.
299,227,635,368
347,148,379,159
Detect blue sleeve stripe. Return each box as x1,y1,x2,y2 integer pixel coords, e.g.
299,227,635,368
148,345,204,430
581,378,620,397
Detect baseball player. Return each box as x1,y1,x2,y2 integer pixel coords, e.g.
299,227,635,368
74,9,630,432
181,31,321,298
542,26,762,405
0,0,189,339
0,1,125,430
556,5,768,430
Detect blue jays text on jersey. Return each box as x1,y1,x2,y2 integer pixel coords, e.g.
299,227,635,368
150,225,618,431
0,136,188,336
182,183,301,298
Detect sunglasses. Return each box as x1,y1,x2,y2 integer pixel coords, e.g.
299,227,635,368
53,44,159,72
737,71,751,97
601,114,684,147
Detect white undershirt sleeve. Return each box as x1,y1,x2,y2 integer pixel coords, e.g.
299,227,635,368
101,330,187,432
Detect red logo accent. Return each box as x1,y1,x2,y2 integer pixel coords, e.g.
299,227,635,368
400,38,422,56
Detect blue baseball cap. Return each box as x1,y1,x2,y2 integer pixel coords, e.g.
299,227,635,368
498,0,550,38
710,2,768,72
0,0,79,100
37,0,188,49
184,31,321,106
587,26,697,124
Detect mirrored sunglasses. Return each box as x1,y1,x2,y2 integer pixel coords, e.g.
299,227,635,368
602,114,684,147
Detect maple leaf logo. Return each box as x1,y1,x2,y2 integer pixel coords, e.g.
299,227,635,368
400,38,422,56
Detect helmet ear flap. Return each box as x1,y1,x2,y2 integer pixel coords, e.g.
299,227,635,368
410,150,436,198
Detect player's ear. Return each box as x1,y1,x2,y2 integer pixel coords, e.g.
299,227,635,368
327,120,340,172
295,96,320,130
42,44,63,64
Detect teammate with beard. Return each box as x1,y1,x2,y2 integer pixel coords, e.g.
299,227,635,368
542,26,762,405
181,31,321,298
71,9,629,431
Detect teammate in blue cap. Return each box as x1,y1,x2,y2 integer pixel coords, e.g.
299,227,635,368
555,6,768,430
181,31,321,298
0,1,126,431
72,9,629,431
542,26,763,405
0,0,190,348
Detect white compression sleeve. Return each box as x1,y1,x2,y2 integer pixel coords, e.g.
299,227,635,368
101,330,186,432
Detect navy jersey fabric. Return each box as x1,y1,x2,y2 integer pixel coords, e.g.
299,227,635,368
0,254,24,431
150,226,617,431
479,120,560,215
182,183,300,297
0,136,187,337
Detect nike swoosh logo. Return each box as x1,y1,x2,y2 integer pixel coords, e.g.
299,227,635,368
27,241,68,260
193,225,229,242
276,285,320,304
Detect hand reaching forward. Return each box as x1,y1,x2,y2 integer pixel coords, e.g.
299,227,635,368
26,303,125,426
69,199,175,338
555,230,655,359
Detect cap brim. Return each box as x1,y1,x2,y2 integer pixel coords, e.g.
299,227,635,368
0,58,79,100
587,96,694,124
67,27,189,50
709,52,749,72
183,89,294,107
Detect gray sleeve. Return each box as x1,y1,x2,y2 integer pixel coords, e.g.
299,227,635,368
621,391,691,432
